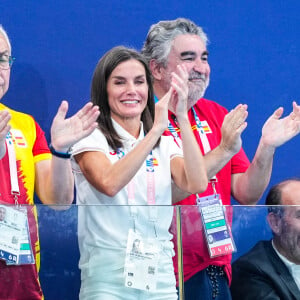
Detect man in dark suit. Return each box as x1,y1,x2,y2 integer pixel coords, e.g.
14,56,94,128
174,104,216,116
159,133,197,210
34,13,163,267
231,178,300,300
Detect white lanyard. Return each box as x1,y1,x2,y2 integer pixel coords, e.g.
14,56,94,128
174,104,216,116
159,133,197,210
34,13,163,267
5,132,20,204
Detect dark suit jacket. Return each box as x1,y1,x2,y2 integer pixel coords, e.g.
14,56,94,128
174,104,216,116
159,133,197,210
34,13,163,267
230,240,300,300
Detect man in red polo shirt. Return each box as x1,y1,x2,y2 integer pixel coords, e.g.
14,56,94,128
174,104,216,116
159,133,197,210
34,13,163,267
142,17,300,299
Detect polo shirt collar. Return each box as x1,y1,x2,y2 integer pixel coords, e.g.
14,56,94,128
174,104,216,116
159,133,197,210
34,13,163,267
111,118,144,150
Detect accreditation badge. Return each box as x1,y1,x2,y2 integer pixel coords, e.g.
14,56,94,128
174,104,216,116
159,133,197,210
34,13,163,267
197,195,236,258
0,205,35,265
124,229,160,292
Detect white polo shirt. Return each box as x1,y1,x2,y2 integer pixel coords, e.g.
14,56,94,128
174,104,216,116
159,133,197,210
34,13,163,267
71,120,182,276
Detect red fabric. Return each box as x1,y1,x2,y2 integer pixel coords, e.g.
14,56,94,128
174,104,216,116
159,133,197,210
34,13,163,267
165,98,250,284
32,119,51,157
0,206,43,300
0,105,49,299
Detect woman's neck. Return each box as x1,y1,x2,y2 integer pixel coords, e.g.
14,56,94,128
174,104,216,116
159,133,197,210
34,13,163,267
112,116,141,138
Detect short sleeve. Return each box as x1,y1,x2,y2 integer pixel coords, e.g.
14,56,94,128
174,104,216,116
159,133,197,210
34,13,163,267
231,147,250,174
161,135,183,161
71,128,109,156
32,120,51,163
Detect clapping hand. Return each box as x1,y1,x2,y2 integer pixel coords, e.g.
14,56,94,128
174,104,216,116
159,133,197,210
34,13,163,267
220,104,248,155
261,101,300,148
169,64,189,120
50,101,100,151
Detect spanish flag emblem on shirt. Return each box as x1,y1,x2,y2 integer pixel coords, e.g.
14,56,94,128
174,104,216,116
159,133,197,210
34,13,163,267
10,129,28,148
200,121,212,134
152,157,159,166
191,121,212,134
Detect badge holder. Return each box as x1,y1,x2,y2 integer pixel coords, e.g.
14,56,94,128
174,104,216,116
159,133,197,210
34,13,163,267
197,194,236,258
124,229,160,292
0,204,35,265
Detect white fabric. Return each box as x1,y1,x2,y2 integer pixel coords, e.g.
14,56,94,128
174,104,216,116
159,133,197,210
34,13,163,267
71,120,182,299
79,254,177,300
6,134,20,195
272,240,300,290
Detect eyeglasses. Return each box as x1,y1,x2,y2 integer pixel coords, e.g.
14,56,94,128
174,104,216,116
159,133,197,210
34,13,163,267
0,55,15,70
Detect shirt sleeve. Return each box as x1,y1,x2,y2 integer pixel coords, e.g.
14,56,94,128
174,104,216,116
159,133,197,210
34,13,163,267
32,120,51,163
71,128,108,156
162,135,183,160
231,147,250,174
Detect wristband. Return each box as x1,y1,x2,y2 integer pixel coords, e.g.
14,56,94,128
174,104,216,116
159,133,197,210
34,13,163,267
49,144,71,159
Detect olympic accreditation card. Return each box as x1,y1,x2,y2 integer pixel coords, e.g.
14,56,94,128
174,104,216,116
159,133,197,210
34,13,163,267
124,229,160,292
17,216,35,265
0,205,34,265
197,195,236,258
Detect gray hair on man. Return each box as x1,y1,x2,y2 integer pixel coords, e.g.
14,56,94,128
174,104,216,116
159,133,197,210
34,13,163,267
141,18,208,67
0,25,12,53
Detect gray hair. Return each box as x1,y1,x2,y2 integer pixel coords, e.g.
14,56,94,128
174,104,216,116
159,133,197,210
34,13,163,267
0,25,12,53
142,18,208,67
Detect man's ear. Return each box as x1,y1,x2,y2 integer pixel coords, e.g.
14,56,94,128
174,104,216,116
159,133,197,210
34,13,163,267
267,213,282,235
149,59,164,81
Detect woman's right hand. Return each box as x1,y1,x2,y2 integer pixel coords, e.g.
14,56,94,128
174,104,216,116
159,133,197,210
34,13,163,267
169,64,189,122
152,64,190,135
152,88,172,135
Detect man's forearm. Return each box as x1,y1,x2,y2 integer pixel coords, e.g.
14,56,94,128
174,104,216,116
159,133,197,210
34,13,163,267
204,145,236,179
232,139,275,205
